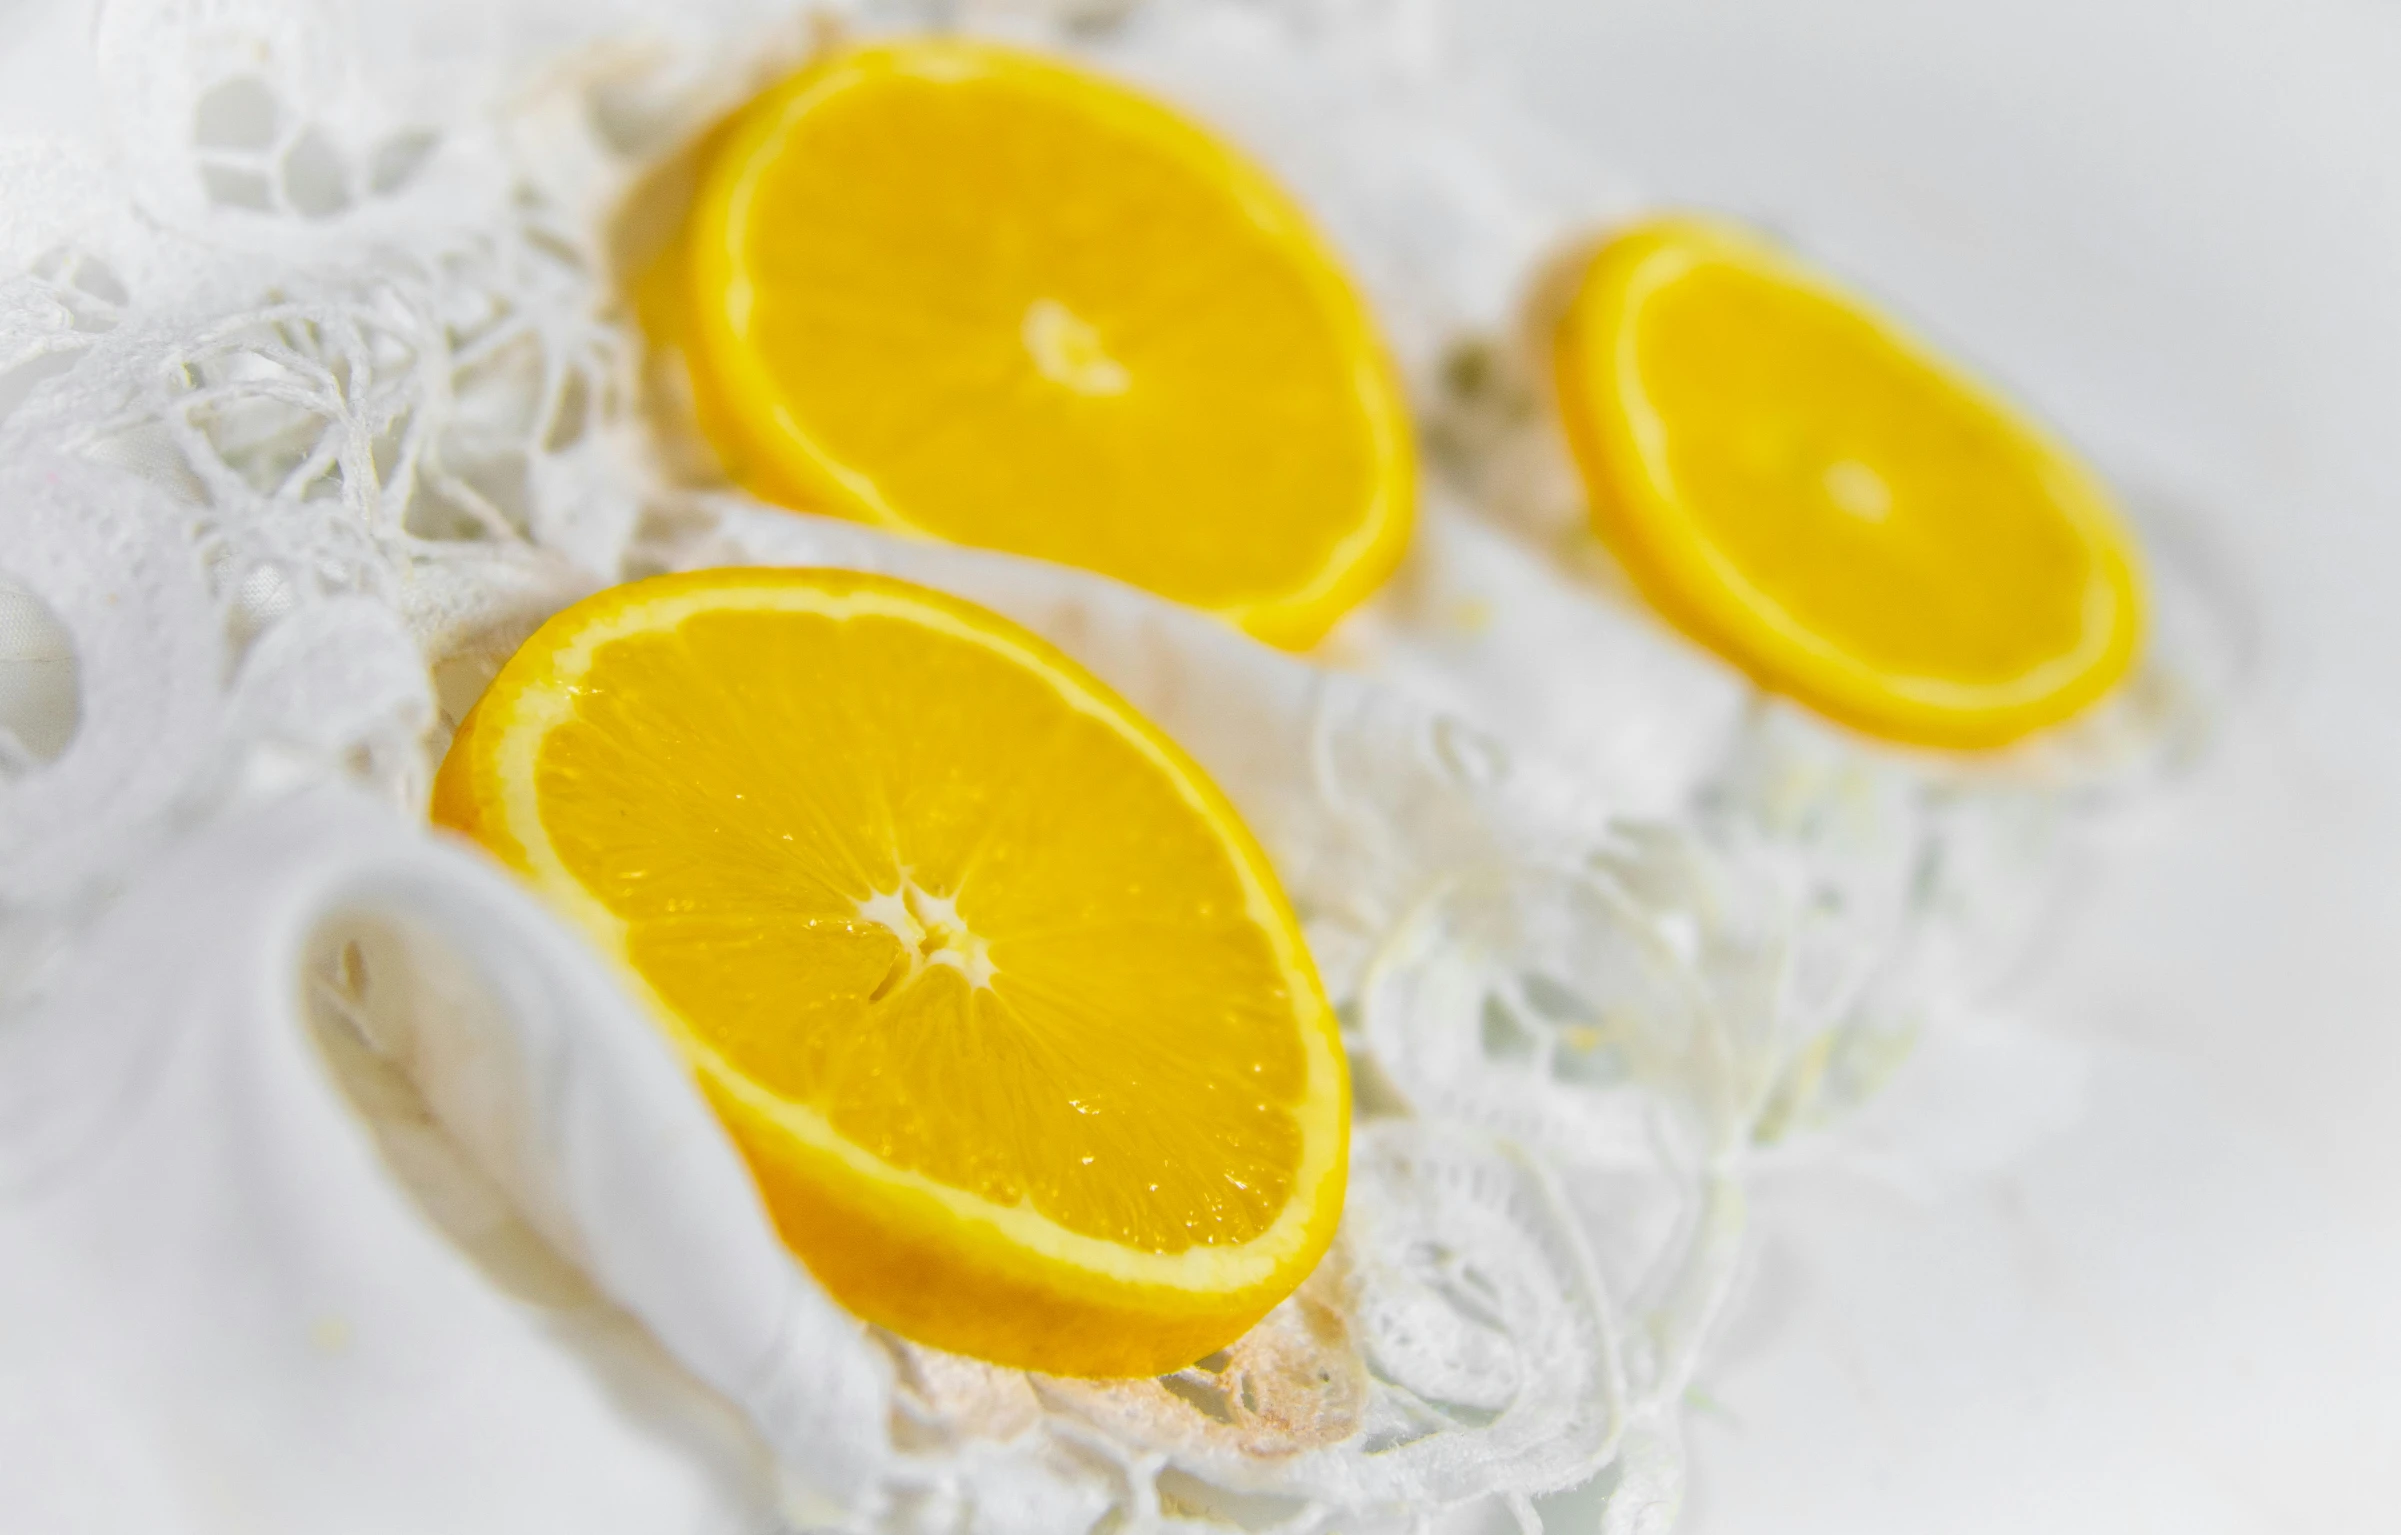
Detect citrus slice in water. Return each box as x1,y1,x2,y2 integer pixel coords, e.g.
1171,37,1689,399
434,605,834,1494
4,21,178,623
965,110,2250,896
433,567,1348,1376
1553,216,2144,748
673,39,1414,649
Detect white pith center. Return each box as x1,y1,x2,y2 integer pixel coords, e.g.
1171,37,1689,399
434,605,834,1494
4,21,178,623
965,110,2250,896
858,878,996,999
1023,298,1131,396
1823,458,1893,521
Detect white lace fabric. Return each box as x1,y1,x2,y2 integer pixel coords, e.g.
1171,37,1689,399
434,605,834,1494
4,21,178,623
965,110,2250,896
0,2,2232,1531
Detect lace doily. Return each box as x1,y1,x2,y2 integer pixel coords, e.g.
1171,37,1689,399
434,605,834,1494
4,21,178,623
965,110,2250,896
0,2,2240,1531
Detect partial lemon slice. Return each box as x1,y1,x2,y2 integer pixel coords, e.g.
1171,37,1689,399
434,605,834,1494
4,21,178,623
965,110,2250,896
672,39,1414,650
1553,217,2144,748
433,568,1348,1376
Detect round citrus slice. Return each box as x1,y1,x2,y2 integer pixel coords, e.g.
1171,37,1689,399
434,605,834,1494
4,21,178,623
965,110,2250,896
1553,216,2144,749
672,39,1414,650
432,567,1348,1376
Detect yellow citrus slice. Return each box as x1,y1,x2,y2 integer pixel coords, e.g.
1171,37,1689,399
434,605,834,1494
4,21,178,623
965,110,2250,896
432,567,1347,1376
669,38,1414,650
1553,217,2144,748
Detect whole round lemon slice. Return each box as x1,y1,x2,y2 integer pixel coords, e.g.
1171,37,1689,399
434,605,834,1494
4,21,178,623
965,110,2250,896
433,568,1348,1376
671,39,1414,651
1553,217,2144,749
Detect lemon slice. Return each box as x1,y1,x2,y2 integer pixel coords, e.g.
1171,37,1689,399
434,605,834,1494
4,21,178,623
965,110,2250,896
671,39,1414,650
433,568,1348,1376
1553,217,2144,748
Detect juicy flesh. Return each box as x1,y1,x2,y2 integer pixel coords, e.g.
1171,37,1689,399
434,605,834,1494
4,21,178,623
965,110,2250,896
721,62,1378,608
532,606,1306,1253
1631,256,2097,685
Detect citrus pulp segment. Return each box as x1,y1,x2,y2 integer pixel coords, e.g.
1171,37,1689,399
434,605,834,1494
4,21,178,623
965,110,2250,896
431,567,1348,1376
1553,217,2145,749
677,39,1415,649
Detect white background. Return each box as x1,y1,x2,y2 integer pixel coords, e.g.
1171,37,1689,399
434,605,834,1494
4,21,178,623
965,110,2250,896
4,0,2397,1529
1472,1,2401,1529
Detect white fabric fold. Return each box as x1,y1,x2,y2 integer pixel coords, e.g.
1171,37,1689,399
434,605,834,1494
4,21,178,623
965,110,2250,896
0,787,873,1531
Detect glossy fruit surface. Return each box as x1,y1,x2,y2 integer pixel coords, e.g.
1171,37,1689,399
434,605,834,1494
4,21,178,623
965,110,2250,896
1554,216,2144,747
677,40,1414,649
433,567,1349,1375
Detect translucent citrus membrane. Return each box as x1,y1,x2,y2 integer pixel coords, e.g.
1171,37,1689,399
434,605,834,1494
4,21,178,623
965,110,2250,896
680,40,1414,648
1556,218,2144,749
1636,264,2097,681
531,604,1307,1254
